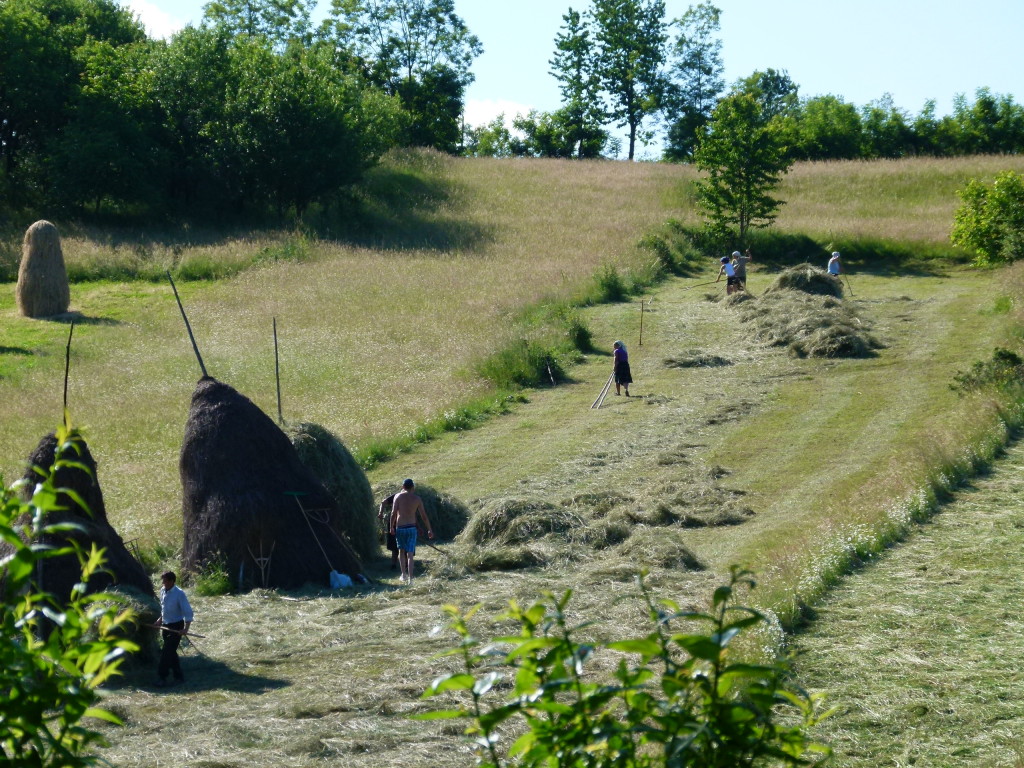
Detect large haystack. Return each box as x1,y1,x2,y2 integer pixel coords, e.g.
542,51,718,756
181,377,362,590
16,220,70,318
287,422,376,561
0,432,156,607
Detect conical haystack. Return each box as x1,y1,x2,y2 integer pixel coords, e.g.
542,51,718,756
180,377,362,590
16,220,70,318
0,432,156,607
287,421,377,561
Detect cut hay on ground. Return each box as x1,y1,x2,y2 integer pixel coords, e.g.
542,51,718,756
617,527,704,571
454,465,754,573
1,433,156,609
734,268,882,358
288,422,376,561
16,220,70,318
663,352,732,369
372,481,470,542
180,377,362,590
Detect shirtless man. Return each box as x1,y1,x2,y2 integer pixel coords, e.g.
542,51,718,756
388,479,434,583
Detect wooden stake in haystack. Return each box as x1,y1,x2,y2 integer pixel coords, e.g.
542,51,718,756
17,220,70,318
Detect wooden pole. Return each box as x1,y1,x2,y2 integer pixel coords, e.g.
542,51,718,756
63,321,74,414
273,317,283,424
166,271,208,378
638,299,644,347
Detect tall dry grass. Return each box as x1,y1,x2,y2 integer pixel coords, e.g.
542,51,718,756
777,154,1024,244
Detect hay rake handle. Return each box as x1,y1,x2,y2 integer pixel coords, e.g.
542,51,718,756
591,372,614,410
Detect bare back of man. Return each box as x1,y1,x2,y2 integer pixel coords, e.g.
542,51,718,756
388,481,433,583
390,490,425,528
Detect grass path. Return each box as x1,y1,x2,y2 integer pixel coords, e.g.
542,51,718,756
791,441,1024,767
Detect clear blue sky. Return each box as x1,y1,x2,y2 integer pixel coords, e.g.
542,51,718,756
126,0,1024,159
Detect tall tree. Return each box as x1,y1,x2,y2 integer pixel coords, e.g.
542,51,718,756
202,0,313,47
663,2,724,161
549,8,604,159
693,92,792,240
791,94,862,160
734,68,799,121
323,0,481,152
0,0,144,200
590,0,668,160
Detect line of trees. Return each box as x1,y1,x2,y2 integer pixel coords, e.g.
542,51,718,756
0,0,481,221
464,1,1024,164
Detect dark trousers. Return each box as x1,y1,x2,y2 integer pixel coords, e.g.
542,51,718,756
158,620,185,681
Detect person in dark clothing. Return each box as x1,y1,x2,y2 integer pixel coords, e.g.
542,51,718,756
378,492,400,569
612,340,632,397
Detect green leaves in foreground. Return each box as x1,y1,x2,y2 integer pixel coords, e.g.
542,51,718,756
0,420,138,767
420,566,832,767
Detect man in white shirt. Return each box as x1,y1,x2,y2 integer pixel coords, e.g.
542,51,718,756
157,571,194,687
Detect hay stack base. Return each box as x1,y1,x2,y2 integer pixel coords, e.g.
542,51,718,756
16,220,70,318
181,378,362,591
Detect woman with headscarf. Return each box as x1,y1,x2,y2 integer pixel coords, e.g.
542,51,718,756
612,340,632,397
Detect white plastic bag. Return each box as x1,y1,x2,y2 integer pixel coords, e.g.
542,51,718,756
329,570,353,589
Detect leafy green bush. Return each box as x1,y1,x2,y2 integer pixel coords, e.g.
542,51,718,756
951,170,1024,266
952,347,1024,394
0,421,138,766
421,567,831,767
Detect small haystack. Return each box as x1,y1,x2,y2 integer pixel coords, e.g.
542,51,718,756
0,432,156,607
16,220,70,318
181,377,362,590
460,498,581,548
373,481,470,541
287,422,376,561
733,265,882,358
763,264,843,297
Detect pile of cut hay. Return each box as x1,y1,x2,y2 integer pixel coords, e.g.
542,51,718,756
16,220,70,318
734,266,882,358
763,264,843,297
372,481,470,542
663,352,731,369
288,422,376,561
618,528,704,571
454,465,752,573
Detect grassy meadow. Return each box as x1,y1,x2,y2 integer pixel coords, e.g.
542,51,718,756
2,151,1024,765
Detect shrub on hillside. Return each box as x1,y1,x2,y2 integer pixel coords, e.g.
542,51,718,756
951,170,1024,266
951,347,1024,394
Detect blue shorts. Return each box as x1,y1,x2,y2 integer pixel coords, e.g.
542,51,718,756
395,525,417,554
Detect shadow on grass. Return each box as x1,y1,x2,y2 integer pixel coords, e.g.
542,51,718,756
48,311,122,326
113,652,289,695
0,345,32,356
